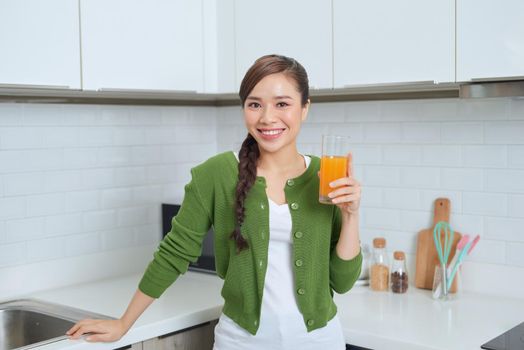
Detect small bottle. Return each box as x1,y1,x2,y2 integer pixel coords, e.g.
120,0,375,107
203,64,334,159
369,238,389,291
391,251,408,294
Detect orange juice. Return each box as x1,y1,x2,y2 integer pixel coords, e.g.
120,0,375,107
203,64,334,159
319,155,348,204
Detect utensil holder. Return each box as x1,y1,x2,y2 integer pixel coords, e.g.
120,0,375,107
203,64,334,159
432,264,461,300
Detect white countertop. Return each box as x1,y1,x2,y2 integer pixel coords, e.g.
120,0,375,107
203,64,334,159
19,271,524,350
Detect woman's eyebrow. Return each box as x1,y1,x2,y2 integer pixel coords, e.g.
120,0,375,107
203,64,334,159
246,95,293,101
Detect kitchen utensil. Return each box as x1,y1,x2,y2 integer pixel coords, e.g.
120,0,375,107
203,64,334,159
415,198,462,292
446,234,480,290
432,221,455,296
432,234,469,299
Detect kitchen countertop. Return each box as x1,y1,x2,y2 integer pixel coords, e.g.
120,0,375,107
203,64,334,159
20,271,524,350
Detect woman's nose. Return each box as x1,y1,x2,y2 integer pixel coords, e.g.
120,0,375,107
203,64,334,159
259,105,276,123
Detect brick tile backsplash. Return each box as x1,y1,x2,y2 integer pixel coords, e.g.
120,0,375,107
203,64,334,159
1,97,523,275
485,217,524,242
0,103,216,269
507,242,524,267
509,194,524,218
508,145,524,168
462,145,507,168
462,192,508,216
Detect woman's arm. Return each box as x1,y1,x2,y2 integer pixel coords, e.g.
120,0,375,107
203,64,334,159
336,211,360,260
66,289,154,342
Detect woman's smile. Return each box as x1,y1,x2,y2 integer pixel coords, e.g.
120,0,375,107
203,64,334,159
258,128,286,140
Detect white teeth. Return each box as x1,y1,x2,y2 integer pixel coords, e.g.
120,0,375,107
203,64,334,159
260,129,283,136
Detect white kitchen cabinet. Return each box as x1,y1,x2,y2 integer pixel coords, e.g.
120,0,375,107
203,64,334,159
0,0,81,89
333,0,455,87
80,0,204,92
116,342,144,350
142,320,217,350
214,0,236,93
457,0,524,82
234,0,333,90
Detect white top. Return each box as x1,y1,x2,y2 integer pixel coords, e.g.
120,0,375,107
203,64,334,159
213,153,345,350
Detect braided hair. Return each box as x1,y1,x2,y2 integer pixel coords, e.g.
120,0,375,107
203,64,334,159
231,54,309,253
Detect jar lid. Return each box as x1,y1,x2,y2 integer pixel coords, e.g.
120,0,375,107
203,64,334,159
393,251,405,260
373,237,386,248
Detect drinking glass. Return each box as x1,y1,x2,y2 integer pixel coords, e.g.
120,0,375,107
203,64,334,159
319,135,350,204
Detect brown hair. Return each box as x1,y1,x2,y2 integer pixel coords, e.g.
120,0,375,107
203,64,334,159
231,54,309,253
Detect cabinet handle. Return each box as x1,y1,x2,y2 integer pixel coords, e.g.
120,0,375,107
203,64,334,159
343,80,436,89
0,83,71,89
98,87,197,94
113,345,132,350
470,76,524,82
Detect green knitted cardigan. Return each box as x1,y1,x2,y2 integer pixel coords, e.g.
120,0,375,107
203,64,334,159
138,151,362,335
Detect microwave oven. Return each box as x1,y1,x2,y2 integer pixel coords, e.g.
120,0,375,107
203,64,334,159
161,203,216,274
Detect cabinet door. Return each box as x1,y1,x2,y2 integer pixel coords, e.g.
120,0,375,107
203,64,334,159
80,0,204,92
457,0,524,82
142,321,217,350
333,0,455,86
234,0,333,89
0,0,81,89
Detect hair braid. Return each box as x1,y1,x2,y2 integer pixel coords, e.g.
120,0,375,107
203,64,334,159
230,133,260,252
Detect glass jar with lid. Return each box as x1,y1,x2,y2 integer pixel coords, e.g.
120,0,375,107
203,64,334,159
391,251,408,293
369,237,389,291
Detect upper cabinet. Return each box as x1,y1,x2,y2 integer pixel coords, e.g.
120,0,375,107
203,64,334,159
80,0,204,92
234,0,333,90
333,0,455,87
2,0,524,97
0,0,81,89
457,0,524,82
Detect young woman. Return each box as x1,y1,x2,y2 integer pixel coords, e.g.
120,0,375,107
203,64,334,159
67,54,362,349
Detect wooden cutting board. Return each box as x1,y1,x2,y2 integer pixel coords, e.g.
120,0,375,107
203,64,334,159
415,198,462,292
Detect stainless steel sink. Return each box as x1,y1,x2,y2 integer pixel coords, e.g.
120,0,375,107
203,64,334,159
0,299,114,350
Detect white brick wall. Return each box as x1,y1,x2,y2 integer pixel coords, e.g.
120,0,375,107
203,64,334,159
0,103,217,277
217,97,524,280
1,96,524,297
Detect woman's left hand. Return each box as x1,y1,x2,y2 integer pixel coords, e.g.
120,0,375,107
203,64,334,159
328,153,361,216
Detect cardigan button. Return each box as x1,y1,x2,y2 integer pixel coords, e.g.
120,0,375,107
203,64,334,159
295,259,303,267
297,288,306,295
307,319,315,326
286,179,295,186
294,231,303,239
260,203,265,210
290,202,299,210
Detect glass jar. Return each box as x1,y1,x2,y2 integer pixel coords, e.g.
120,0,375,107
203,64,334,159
369,237,389,291
391,251,408,293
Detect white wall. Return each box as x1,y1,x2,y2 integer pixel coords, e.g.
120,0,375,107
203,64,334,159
0,103,216,298
1,97,523,298
218,97,524,297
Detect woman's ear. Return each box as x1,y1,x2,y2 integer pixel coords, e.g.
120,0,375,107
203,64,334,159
301,99,310,122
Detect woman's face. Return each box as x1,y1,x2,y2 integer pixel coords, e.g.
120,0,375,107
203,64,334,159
243,73,309,155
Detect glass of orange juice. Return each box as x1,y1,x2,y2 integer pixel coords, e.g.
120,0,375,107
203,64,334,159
319,135,350,204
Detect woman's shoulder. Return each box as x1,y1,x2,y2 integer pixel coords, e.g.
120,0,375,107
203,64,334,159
207,151,236,165
192,151,237,175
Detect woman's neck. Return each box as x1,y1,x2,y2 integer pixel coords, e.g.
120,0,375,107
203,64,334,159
257,144,305,174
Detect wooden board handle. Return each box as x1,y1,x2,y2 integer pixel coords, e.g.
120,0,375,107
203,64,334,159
433,198,450,225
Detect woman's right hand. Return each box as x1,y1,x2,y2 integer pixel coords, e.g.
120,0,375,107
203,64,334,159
66,318,128,342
